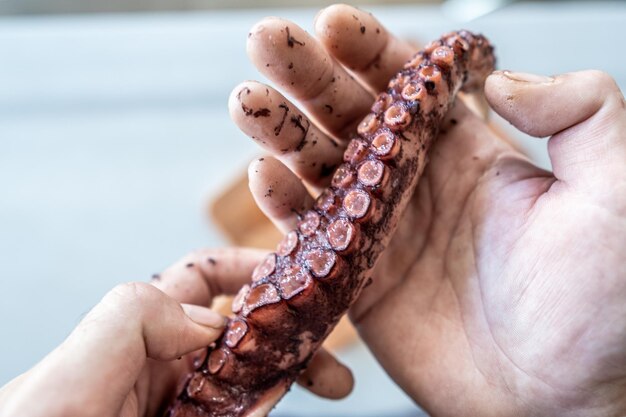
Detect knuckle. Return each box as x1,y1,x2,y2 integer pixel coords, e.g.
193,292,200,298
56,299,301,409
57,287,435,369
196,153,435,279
587,70,620,94
105,281,159,307
180,248,211,268
97,282,168,328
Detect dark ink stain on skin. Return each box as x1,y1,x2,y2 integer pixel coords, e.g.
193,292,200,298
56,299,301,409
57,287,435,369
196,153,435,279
288,62,294,69
324,104,334,114
237,88,254,115
376,27,380,34
186,263,194,268
207,257,217,265
286,26,305,48
450,118,458,125
151,273,161,281
265,88,269,96
291,115,310,152
275,104,289,136
306,378,314,387
241,103,253,116
265,186,274,198
331,77,336,83
360,25,366,34
253,108,271,118
496,171,500,176
237,87,251,99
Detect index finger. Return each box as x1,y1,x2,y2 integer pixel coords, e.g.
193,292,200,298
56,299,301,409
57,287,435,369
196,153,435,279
152,247,268,306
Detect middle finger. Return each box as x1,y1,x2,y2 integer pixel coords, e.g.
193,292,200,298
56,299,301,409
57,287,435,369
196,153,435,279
247,17,373,140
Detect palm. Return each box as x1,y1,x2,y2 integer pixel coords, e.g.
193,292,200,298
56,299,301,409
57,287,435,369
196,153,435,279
356,102,626,416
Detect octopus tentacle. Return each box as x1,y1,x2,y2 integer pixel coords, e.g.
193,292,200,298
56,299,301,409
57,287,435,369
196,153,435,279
167,30,495,417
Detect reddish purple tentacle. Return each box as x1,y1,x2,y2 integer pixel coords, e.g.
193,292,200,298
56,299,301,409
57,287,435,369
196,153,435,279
167,30,495,417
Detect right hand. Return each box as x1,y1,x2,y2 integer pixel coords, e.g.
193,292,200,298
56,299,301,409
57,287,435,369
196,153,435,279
234,4,626,416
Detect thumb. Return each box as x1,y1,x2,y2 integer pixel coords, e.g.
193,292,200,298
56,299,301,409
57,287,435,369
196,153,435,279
1,283,225,417
485,70,626,192
86,282,226,363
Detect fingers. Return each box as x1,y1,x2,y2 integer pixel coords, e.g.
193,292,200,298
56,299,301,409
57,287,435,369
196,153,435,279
314,4,417,93
248,156,314,233
485,70,626,188
229,81,344,187
296,348,354,399
247,17,373,139
98,283,225,361
153,247,268,306
0,283,226,417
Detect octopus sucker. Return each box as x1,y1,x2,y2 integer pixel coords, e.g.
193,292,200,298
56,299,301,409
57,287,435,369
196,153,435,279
166,30,495,417
327,217,358,253
275,230,299,257
342,188,373,220
331,163,356,188
224,319,249,349
251,253,276,282
207,347,229,375
371,130,400,159
314,189,338,213
231,284,250,314
276,264,313,300
297,210,321,237
343,138,369,164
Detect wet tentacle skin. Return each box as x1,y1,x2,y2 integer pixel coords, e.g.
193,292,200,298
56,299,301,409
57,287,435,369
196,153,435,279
167,30,495,417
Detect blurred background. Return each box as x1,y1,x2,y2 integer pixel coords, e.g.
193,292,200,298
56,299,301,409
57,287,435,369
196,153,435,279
1,1,625,416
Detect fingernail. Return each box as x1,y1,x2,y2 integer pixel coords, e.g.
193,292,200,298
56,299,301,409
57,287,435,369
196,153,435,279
501,70,553,84
182,304,226,329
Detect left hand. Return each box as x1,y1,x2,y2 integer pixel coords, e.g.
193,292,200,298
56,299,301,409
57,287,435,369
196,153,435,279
0,248,353,417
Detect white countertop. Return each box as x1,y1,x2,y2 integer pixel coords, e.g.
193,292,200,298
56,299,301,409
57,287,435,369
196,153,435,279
1,2,625,415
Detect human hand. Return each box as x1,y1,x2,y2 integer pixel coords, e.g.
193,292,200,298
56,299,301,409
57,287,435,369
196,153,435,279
232,4,626,416
0,248,353,417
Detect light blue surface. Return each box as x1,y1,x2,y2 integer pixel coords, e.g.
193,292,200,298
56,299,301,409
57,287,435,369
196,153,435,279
1,2,625,415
